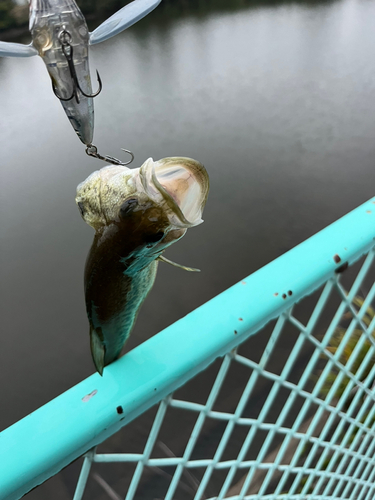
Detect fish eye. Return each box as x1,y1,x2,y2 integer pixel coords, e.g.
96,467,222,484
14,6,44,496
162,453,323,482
145,232,165,246
119,198,138,219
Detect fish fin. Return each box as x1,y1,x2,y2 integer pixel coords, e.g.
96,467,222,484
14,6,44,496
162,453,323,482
89,0,162,45
158,255,200,273
0,41,38,58
90,326,106,376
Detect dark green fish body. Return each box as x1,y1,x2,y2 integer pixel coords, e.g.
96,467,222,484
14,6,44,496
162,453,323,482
76,157,209,374
84,232,158,372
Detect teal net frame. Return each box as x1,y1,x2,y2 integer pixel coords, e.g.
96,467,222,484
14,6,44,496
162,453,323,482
1,197,374,500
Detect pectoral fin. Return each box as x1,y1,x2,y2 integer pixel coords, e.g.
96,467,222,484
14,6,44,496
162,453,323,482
90,326,106,376
158,255,200,272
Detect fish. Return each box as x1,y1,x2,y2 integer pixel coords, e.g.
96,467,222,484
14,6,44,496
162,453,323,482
0,0,162,145
76,157,209,375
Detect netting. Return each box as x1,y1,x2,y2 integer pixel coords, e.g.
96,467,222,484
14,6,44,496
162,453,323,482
2,200,374,500
67,247,375,500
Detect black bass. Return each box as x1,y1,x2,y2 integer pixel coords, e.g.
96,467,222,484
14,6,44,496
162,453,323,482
76,157,209,375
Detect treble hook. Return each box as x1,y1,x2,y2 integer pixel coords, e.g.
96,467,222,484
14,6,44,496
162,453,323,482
52,28,102,104
85,144,134,166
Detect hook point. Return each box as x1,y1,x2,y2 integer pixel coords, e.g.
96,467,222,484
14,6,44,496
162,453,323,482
85,144,134,166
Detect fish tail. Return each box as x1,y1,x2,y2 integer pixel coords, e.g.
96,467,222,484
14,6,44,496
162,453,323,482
90,326,106,376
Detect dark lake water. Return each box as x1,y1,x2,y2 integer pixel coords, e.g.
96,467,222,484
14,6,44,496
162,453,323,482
0,0,374,468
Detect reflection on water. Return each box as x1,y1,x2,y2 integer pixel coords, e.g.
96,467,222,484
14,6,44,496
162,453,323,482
0,0,375,442
154,0,342,21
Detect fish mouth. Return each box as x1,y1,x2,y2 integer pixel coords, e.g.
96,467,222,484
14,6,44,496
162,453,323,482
139,157,209,228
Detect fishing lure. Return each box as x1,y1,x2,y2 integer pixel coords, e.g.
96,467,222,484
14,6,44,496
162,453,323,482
76,156,209,375
0,0,162,164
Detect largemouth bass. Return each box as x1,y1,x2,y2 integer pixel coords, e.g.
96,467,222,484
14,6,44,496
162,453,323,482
76,157,209,375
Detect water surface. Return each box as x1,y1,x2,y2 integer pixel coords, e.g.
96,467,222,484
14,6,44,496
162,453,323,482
0,0,374,437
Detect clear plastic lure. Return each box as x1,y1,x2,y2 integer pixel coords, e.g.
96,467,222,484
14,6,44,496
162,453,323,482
0,0,162,150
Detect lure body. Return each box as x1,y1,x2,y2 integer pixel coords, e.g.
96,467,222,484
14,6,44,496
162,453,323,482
30,0,94,144
0,0,162,144
76,157,209,374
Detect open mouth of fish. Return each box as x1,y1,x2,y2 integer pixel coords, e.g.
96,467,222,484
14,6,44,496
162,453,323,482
76,157,209,230
139,157,209,228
